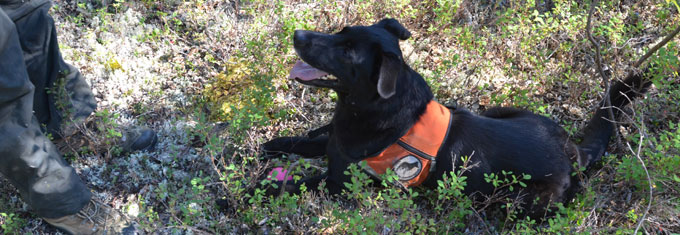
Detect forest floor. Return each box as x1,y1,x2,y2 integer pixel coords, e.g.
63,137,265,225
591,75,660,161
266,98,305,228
1,0,679,234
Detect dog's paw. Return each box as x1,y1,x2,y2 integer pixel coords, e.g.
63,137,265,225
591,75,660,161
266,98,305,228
260,137,299,160
260,139,285,160
261,137,287,152
259,148,285,160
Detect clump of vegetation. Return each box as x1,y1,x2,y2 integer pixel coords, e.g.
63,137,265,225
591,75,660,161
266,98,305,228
202,58,259,121
0,212,26,234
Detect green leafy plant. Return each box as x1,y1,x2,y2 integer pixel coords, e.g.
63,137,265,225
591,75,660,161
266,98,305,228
94,110,122,149
0,212,26,234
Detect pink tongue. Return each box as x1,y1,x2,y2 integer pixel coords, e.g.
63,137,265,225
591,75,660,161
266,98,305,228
289,61,329,81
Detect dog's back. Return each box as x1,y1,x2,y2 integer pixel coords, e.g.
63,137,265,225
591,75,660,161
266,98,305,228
426,69,652,217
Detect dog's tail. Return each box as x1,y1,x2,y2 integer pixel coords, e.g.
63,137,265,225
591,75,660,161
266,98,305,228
578,68,653,169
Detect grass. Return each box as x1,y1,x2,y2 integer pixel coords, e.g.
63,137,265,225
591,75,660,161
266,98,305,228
1,0,679,233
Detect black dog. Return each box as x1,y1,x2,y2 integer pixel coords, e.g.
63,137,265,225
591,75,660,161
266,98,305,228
262,18,650,217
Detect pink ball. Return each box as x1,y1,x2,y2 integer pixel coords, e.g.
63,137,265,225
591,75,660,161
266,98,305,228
268,167,293,181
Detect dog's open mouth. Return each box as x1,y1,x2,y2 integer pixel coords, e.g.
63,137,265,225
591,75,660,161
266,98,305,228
289,60,329,81
289,61,346,92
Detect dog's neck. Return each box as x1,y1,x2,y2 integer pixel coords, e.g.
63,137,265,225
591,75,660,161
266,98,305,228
331,67,433,161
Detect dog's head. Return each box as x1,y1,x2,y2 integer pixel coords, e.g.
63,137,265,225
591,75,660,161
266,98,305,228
289,18,411,100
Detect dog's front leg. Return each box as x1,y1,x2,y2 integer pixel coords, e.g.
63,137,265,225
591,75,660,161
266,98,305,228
261,135,328,159
307,124,331,138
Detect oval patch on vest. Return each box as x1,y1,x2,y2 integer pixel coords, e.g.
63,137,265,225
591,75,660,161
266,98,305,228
393,155,422,181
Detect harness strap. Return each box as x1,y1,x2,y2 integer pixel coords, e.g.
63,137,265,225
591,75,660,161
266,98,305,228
361,100,452,187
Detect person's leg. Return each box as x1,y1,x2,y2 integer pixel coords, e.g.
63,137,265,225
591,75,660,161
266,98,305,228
0,6,91,220
1,8,140,234
7,0,156,154
6,0,96,137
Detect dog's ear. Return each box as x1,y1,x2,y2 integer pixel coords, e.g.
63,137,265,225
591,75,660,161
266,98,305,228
375,18,408,99
377,53,400,99
377,18,411,40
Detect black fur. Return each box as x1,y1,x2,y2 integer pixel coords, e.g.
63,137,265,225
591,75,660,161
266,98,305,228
261,18,652,217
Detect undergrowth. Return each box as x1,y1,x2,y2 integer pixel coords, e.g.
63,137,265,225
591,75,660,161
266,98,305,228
1,0,679,234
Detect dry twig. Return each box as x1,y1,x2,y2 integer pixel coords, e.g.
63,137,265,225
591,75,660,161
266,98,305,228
584,3,680,233
619,92,655,235
587,0,680,149
626,115,653,235
633,24,680,68
586,0,619,147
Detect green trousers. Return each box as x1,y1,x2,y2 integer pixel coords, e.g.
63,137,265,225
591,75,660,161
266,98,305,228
0,0,95,219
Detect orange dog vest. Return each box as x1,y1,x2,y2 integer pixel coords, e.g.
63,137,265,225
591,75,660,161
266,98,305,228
361,100,452,188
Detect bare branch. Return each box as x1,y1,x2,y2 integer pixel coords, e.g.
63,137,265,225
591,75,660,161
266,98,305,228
633,24,680,68
586,0,609,84
625,113,653,235
618,91,653,235
586,0,620,147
